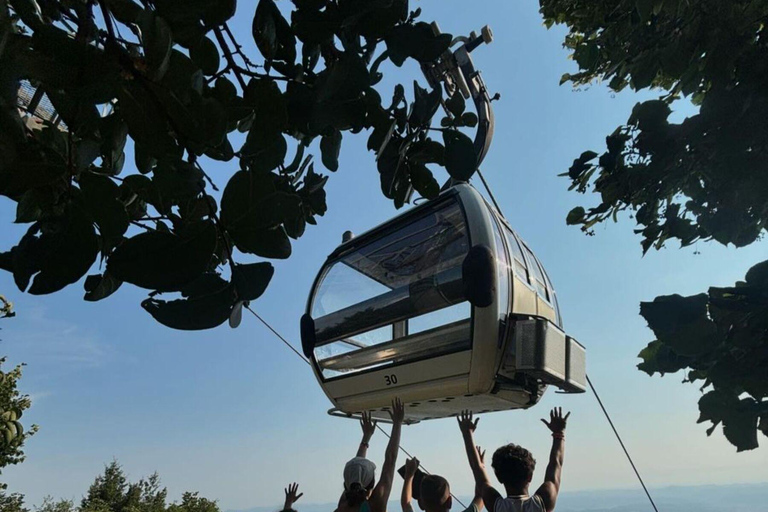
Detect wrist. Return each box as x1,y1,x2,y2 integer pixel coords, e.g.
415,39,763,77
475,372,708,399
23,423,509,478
552,432,565,440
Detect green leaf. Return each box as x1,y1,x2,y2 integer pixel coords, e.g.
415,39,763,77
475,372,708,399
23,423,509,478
407,139,445,166
320,129,342,172
566,207,586,225
142,284,236,330
104,0,143,24
461,112,478,128
446,90,466,118
629,100,671,130
107,221,217,292
180,272,229,298
230,226,292,259
745,260,768,287
442,129,476,181
385,22,452,66
83,272,123,302
410,81,441,127
636,339,691,376
79,172,129,250
640,294,719,356
221,171,296,229
118,82,177,158
252,0,296,63
240,128,287,173
139,10,173,81
636,0,655,22
10,0,43,29
7,204,99,295
232,262,274,301
15,188,54,223
190,36,220,76
409,162,439,200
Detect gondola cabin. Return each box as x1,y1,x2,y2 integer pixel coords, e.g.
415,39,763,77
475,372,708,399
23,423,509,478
301,184,586,423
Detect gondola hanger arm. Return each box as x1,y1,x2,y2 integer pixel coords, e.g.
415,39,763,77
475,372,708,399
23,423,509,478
420,23,496,178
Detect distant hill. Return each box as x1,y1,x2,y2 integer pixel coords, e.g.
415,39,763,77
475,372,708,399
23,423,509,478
228,483,768,512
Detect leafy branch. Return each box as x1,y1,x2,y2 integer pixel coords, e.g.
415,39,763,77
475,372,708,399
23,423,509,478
0,0,480,330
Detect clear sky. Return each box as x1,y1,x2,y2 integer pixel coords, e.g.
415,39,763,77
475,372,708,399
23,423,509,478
2,1,767,510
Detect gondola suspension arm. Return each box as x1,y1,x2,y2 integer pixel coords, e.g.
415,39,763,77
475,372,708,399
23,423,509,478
420,23,497,184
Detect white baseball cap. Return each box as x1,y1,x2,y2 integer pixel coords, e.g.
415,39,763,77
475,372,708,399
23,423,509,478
344,457,377,490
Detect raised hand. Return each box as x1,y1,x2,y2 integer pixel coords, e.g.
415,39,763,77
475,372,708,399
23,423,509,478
360,410,377,441
457,410,479,435
541,407,570,434
283,483,303,510
389,397,405,425
476,445,486,467
404,456,420,477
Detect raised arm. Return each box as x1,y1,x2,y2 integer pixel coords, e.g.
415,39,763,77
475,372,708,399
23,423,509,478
370,398,405,512
400,457,419,512
357,411,377,458
282,483,303,512
470,446,486,511
535,408,570,512
458,411,502,512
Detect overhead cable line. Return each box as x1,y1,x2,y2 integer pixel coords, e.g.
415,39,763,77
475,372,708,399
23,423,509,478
473,171,660,512
243,305,468,509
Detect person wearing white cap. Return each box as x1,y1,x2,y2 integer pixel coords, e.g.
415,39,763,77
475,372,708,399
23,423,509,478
336,399,406,512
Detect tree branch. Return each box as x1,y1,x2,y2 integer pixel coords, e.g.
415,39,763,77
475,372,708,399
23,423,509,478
214,27,248,90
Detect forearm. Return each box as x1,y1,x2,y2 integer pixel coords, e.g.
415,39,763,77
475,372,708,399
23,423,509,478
544,438,565,485
401,475,414,512
461,431,488,483
356,434,372,458
383,422,402,468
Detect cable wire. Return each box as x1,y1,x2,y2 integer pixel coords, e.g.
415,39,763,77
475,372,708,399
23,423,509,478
587,376,660,512
474,169,660,512
243,306,467,509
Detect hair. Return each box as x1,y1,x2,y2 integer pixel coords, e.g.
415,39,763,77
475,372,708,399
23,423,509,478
344,482,374,507
419,475,451,511
491,444,536,487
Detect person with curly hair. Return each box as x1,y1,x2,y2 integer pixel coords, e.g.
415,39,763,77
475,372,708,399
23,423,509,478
458,408,570,512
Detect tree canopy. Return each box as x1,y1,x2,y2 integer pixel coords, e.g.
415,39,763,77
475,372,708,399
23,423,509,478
541,0,768,450
0,0,478,330
28,460,221,512
0,357,37,476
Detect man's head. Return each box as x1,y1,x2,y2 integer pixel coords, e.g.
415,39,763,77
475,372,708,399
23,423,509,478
491,444,536,489
418,475,452,512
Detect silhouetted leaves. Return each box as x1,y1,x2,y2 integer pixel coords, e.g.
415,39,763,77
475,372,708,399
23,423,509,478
108,221,217,292
1,0,471,330
443,130,476,181
637,260,768,450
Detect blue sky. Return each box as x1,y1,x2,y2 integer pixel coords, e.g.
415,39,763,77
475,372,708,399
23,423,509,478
2,1,767,510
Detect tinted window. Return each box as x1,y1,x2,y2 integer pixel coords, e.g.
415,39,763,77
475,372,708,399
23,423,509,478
502,226,528,281
522,245,548,299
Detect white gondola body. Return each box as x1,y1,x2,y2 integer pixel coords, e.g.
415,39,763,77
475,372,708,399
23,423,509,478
301,184,585,423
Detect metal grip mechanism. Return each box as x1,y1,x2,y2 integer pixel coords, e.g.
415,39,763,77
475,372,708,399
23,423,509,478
420,23,496,179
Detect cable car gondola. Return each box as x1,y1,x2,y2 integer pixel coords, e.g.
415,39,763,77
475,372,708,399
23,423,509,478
300,25,586,423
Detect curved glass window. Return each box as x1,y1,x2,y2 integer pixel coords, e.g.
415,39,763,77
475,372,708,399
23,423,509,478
522,244,548,300
311,200,472,379
502,226,528,281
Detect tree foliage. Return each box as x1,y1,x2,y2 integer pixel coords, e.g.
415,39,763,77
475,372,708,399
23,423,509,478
36,496,76,512
637,261,768,451
0,491,29,512
541,0,768,450
76,461,218,512
0,357,37,475
0,0,478,330
542,0,768,251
